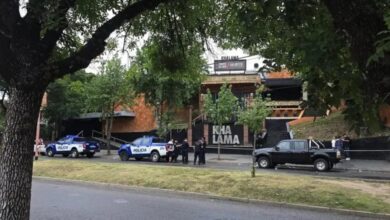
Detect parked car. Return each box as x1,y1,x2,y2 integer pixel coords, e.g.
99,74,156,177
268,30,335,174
118,136,167,162
46,135,100,158
253,139,342,171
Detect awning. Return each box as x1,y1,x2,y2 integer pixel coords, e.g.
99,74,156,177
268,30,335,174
263,78,302,87
74,111,135,119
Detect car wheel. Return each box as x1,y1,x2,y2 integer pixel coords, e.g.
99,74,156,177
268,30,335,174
71,148,79,158
119,151,129,161
86,153,94,158
314,158,329,172
150,151,160,162
62,154,69,158
46,148,54,157
257,156,271,168
135,157,142,161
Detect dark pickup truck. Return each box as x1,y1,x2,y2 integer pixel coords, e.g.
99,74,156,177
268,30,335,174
253,139,342,171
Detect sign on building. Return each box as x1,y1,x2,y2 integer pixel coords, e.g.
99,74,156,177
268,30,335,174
209,124,243,145
214,60,246,71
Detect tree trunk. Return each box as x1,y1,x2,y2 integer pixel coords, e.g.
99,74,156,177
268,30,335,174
103,115,110,155
106,113,114,155
217,123,221,160
0,87,44,220
252,133,257,178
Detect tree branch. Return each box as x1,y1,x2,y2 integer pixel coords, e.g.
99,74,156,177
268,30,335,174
44,0,169,82
39,0,76,56
0,0,21,36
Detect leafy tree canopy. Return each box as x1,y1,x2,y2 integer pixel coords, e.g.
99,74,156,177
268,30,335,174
212,0,390,131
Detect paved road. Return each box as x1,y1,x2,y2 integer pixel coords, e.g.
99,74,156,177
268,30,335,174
31,180,385,220
38,153,390,181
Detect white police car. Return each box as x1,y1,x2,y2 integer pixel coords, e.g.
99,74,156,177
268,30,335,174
46,135,100,158
118,136,167,162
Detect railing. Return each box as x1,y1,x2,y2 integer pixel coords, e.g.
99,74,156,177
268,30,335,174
76,130,84,137
91,130,129,144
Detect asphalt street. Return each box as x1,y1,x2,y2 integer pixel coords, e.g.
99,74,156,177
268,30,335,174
31,179,385,220
38,153,390,181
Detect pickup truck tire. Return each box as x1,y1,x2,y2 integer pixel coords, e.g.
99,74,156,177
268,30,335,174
71,148,79,158
257,156,271,169
150,151,160,162
119,151,129,161
314,158,329,172
46,148,54,157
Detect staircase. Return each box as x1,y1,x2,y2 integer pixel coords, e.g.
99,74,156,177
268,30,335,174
264,119,292,147
91,130,130,149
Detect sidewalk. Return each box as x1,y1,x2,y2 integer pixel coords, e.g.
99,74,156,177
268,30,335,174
201,153,390,173
98,150,390,173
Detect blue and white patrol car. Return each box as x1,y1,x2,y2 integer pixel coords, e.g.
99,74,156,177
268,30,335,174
118,136,167,162
46,135,100,158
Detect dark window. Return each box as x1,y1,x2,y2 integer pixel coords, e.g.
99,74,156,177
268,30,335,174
152,137,165,143
277,141,291,151
74,138,88,142
294,141,306,151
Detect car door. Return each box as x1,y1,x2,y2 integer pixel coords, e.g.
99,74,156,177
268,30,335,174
56,137,70,153
292,141,310,164
138,138,151,155
130,137,144,156
271,141,293,164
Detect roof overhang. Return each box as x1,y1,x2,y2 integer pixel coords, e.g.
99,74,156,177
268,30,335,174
74,111,135,119
263,78,302,87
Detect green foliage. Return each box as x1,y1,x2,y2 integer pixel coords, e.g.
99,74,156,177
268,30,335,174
130,38,205,137
131,39,205,108
213,0,388,131
237,92,272,137
44,71,93,127
203,83,238,126
84,57,135,118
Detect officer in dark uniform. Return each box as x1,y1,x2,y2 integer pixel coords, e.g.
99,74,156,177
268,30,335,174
193,139,201,165
181,138,189,164
172,139,179,163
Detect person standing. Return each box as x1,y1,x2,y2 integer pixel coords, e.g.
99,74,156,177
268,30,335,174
193,139,201,165
166,139,174,162
172,139,179,163
181,138,189,164
342,133,351,160
335,135,344,156
331,136,337,149
200,137,207,165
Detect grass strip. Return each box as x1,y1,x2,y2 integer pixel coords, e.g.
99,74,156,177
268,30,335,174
33,160,390,214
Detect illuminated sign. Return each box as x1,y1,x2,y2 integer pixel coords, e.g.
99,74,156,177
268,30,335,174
214,60,246,71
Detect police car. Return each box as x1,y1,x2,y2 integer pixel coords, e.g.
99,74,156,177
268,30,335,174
46,135,100,158
118,136,167,162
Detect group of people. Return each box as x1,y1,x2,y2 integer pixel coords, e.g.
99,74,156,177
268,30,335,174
165,137,207,165
331,133,351,160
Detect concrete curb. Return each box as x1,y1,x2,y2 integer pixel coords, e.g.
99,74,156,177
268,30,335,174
33,176,390,219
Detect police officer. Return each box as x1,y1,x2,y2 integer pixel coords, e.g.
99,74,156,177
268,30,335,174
181,138,189,164
172,139,179,163
193,139,201,165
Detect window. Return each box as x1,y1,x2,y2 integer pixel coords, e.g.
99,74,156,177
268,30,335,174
132,138,143,146
152,137,165,143
277,141,291,151
294,141,306,151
